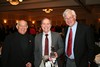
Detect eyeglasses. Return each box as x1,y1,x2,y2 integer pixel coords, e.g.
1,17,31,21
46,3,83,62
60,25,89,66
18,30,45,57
64,17,73,20
64,16,74,20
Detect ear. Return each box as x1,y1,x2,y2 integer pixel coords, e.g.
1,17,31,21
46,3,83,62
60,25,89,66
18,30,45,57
27,26,28,28
51,25,52,27
41,24,42,27
16,25,18,29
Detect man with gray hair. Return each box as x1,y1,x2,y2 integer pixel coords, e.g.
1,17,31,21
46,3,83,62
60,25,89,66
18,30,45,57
63,9,95,67
1,20,34,67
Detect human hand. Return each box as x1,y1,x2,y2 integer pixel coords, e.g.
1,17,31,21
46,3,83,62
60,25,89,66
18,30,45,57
26,62,32,67
49,52,58,62
54,52,58,58
94,54,100,64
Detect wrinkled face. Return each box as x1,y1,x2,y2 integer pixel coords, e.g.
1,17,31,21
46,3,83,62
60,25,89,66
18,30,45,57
64,13,76,27
16,20,28,35
41,18,51,33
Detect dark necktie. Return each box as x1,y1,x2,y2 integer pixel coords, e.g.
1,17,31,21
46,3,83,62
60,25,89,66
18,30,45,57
66,28,72,57
44,34,49,55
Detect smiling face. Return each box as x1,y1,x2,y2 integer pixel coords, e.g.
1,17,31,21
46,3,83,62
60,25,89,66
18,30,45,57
16,20,28,35
63,9,76,27
64,14,76,27
41,18,51,33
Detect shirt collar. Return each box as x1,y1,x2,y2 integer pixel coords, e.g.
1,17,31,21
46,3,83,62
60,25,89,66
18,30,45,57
69,21,78,30
43,31,51,36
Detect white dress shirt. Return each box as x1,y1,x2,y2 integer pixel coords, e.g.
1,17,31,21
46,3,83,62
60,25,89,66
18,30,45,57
42,31,52,56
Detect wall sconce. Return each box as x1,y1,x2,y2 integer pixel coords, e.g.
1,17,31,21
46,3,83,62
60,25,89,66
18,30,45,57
32,21,35,24
98,18,100,22
7,0,23,5
16,20,19,23
43,8,53,13
4,19,7,24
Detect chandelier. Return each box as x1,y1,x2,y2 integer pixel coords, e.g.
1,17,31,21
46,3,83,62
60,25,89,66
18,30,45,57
7,0,23,5
43,8,53,13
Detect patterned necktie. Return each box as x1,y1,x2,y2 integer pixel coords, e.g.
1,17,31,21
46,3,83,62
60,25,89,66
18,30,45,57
44,34,49,55
66,28,72,57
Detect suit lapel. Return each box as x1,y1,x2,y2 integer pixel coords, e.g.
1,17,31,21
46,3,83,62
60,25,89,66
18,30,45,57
74,23,81,53
51,32,54,47
39,33,43,56
64,27,68,43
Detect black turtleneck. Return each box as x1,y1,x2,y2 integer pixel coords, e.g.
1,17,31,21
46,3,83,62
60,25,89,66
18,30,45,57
17,32,32,63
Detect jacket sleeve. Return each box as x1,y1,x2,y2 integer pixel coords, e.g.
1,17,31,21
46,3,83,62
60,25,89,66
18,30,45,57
1,35,11,67
86,27,95,62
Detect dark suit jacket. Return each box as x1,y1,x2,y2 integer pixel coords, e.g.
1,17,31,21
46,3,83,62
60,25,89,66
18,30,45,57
34,32,64,67
64,23,95,67
1,32,34,67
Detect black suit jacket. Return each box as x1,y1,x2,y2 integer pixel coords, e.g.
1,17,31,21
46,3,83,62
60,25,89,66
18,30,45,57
34,32,64,67
1,32,34,67
64,23,95,67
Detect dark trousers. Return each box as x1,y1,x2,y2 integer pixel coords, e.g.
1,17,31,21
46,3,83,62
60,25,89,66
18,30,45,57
66,58,76,67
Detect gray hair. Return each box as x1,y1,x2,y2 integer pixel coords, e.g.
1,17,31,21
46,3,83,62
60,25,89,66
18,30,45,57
41,18,52,25
63,9,76,19
16,20,28,26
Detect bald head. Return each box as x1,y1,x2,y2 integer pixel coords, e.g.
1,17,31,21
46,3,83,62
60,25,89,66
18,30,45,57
16,20,28,35
17,20,28,27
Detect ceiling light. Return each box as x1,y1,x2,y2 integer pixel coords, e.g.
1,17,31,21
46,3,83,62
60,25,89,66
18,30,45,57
7,0,23,5
43,8,53,13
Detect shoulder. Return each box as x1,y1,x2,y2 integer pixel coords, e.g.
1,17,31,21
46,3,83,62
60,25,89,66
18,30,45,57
77,23,94,35
78,23,92,31
35,33,42,36
27,33,34,37
51,32,61,37
5,32,16,39
35,33,42,38
27,33,35,40
4,32,17,43
51,32,59,35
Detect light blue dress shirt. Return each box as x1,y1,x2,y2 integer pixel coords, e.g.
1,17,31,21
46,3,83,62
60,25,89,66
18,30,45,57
65,21,78,59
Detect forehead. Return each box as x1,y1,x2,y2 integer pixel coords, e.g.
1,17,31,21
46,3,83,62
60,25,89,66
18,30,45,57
42,18,51,23
19,21,27,26
65,12,73,18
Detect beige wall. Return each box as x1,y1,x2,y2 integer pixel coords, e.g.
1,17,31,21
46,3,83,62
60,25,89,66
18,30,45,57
0,6,100,30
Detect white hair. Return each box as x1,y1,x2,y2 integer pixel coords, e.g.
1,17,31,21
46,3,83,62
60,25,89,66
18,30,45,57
16,20,28,26
63,9,76,19
16,20,28,29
